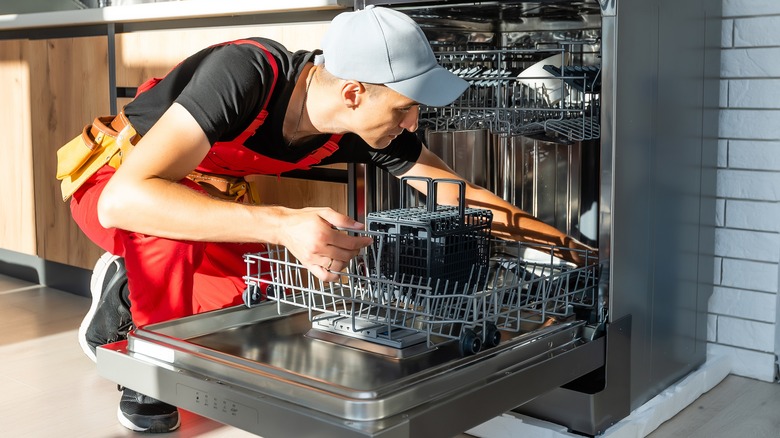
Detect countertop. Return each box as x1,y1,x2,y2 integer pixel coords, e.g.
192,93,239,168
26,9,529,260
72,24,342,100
0,0,352,31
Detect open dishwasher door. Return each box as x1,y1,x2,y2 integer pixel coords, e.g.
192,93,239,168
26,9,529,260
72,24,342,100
97,236,606,438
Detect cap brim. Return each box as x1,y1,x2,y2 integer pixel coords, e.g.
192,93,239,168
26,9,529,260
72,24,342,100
386,65,469,107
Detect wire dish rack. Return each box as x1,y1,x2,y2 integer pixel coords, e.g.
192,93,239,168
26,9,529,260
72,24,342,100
243,232,598,357
423,47,601,142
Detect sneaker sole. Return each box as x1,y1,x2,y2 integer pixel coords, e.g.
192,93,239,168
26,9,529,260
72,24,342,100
78,252,122,363
117,406,181,433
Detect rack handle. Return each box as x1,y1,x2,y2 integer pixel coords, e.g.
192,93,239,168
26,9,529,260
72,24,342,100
399,176,467,218
399,176,433,210
431,178,467,218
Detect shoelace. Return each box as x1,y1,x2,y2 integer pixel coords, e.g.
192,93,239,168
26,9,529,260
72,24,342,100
107,320,134,344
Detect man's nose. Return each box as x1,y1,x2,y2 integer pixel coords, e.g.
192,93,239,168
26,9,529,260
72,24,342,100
400,106,419,132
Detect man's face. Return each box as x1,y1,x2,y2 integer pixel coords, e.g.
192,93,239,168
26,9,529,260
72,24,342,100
352,86,420,149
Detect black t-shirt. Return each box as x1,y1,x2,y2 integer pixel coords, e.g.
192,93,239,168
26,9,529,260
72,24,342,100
123,37,422,175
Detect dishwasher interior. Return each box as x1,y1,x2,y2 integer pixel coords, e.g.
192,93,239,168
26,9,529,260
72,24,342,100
97,0,720,436
366,2,603,249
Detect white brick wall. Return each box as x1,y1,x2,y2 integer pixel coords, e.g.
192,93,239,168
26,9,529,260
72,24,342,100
713,0,780,382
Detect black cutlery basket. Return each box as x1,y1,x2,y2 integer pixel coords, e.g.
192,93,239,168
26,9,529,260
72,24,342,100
366,177,492,286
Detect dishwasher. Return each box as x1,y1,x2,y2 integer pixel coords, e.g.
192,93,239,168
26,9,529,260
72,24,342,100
96,0,722,436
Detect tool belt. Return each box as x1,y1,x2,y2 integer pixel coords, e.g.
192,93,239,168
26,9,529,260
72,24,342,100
56,112,258,204
56,112,138,201
186,170,259,205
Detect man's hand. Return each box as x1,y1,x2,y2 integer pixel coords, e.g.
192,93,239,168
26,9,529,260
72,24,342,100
274,207,373,282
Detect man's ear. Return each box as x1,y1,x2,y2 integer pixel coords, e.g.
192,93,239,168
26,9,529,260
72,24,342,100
341,80,366,109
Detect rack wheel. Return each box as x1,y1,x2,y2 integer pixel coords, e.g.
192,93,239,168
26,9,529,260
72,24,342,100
459,328,482,356
242,284,263,307
483,323,501,349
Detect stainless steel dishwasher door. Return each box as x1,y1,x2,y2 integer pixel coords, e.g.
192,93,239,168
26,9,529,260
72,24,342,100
97,301,604,438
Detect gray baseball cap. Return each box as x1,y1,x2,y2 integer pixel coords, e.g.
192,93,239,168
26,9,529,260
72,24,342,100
319,5,468,107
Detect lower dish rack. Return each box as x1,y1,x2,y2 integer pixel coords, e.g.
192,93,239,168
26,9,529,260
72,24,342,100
243,232,597,356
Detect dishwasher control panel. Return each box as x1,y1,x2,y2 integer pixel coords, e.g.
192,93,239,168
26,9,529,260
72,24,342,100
177,383,259,429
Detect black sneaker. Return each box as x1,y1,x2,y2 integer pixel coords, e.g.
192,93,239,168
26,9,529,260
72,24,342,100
118,386,181,433
78,252,134,362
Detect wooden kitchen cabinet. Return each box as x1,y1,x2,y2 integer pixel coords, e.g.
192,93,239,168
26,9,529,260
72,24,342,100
115,22,330,88
32,37,112,269
2,19,345,273
0,39,36,257
0,36,110,270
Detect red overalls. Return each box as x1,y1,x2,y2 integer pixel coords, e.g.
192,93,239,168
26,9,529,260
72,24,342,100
70,40,341,327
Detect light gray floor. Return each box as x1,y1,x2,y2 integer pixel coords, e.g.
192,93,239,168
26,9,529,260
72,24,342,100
1,273,778,437
646,373,780,438
0,273,254,438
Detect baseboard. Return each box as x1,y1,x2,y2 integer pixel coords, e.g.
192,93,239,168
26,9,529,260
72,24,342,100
0,249,91,297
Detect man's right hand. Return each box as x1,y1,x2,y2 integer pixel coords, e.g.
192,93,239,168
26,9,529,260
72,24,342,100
273,207,373,282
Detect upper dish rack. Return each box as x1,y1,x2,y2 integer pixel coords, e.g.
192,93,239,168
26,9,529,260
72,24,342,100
423,46,601,141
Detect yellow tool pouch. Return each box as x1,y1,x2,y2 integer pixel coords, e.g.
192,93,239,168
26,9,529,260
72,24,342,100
186,170,260,205
56,115,137,201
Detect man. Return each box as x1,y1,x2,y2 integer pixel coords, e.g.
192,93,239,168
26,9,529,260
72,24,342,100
68,5,591,433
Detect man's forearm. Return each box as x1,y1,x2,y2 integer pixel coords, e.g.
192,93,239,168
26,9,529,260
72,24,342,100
97,176,286,244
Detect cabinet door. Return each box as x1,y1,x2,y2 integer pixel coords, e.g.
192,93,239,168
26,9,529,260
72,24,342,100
0,36,110,267
0,39,35,256
30,36,111,269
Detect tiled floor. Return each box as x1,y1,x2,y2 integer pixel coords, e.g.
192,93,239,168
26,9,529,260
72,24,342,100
2,272,779,438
